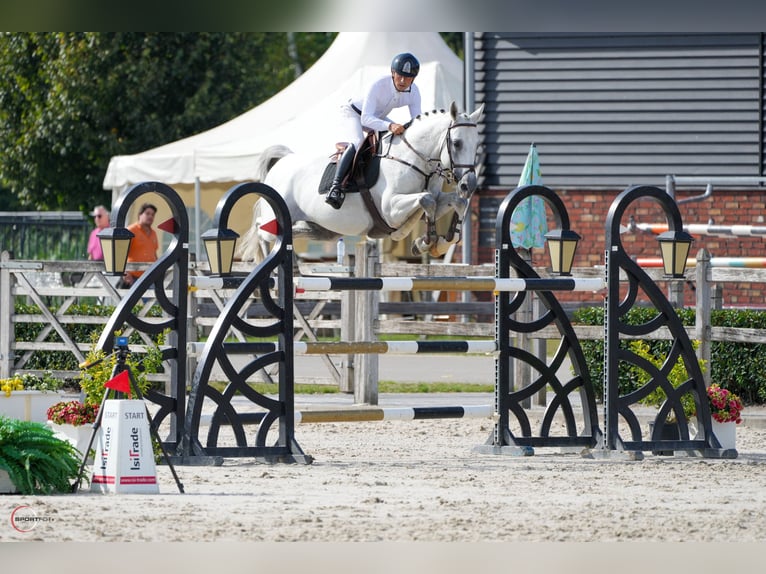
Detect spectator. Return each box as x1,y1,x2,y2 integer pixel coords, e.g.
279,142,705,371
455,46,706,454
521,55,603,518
87,205,110,261
120,202,159,287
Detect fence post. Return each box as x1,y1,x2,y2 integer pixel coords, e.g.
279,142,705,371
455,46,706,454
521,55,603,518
354,240,379,405
515,248,532,408
695,248,712,387
0,251,12,378
535,295,547,406
339,250,355,393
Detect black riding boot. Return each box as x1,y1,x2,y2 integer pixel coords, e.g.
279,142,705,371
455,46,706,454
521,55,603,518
326,144,356,209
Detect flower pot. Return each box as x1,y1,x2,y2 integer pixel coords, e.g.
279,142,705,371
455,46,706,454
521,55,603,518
0,391,75,423
648,420,680,456
47,421,95,460
711,420,737,450
0,469,18,493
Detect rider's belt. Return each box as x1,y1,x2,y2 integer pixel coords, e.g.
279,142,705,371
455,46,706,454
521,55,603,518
350,103,362,115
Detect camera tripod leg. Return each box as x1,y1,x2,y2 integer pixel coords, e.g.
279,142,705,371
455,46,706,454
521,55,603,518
71,386,112,493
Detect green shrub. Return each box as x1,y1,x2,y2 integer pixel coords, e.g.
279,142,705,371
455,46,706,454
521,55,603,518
78,331,165,406
573,306,766,405
0,416,81,494
13,301,166,372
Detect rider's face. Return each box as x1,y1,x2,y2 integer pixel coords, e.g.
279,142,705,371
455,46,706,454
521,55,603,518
392,72,415,92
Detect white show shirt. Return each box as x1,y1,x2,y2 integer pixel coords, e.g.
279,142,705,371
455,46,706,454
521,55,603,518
337,75,422,148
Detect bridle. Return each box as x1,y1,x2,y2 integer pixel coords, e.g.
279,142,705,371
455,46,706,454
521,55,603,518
376,115,478,187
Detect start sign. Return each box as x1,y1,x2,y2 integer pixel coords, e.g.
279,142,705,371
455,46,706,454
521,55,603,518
91,399,159,494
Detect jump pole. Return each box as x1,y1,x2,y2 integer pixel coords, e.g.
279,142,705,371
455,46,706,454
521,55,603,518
201,404,494,426
188,340,499,356
190,275,605,293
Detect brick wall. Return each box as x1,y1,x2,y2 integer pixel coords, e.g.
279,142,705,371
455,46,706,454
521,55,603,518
472,188,766,309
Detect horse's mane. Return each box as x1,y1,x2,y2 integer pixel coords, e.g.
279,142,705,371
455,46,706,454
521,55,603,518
408,108,449,126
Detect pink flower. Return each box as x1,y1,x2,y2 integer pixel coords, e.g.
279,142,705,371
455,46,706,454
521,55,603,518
47,401,99,426
707,384,743,424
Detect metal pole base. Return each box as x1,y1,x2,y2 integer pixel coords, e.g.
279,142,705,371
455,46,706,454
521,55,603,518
582,448,644,461
472,444,534,457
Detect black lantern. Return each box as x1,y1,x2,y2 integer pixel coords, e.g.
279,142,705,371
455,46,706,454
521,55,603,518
657,230,694,278
98,227,135,275
544,228,581,276
202,227,240,276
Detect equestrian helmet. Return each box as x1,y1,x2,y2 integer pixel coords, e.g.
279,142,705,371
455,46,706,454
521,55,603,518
391,53,420,78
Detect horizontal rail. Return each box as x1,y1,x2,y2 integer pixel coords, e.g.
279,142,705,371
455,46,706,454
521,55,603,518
295,276,605,293
201,405,495,426
634,223,766,238
190,275,606,293
636,257,766,269
188,340,499,356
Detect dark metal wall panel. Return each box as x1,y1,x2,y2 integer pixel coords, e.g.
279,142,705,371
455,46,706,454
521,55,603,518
474,33,765,190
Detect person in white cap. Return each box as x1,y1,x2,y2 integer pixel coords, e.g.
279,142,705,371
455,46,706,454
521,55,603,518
325,52,422,209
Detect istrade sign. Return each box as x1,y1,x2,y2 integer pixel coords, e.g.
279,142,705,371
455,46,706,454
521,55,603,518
90,399,159,494
9,505,54,533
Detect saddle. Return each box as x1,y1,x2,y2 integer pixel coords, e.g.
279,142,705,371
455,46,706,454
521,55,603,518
319,131,381,195
319,132,395,238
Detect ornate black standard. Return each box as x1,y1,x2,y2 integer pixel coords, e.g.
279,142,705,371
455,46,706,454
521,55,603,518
97,182,189,452
478,184,601,455
181,183,311,464
601,185,734,458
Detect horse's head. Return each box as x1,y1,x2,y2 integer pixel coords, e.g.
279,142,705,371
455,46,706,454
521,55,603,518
442,101,484,198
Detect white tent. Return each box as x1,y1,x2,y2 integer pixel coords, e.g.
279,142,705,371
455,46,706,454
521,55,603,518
103,32,464,189
101,32,465,257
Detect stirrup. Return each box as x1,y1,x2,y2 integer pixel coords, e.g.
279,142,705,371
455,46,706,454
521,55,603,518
326,188,345,209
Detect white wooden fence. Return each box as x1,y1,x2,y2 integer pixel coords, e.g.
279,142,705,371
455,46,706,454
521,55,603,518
2,248,765,390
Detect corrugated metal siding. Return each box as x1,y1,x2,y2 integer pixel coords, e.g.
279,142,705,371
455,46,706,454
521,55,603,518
474,33,765,189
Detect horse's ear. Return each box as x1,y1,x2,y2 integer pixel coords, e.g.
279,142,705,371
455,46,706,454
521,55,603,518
450,101,458,120
469,103,485,124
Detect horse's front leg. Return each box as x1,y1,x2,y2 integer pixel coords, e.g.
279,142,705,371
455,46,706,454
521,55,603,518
388,192,441,256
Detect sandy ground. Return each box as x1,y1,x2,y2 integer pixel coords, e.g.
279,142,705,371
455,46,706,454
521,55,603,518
3,407,765,546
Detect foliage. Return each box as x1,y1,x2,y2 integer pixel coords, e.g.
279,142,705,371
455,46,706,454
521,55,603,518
47,400,99,426
572,306,766,406
1,371,64,396
630,339,701,421
0,415,80,494
0,32,336,211
13,301,164,372
78,331,165,406
707,383,743,424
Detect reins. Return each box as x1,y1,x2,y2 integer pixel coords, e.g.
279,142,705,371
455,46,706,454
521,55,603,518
376,114,478,187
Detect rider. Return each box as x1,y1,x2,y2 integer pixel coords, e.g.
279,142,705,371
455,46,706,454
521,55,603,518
325,52,423,209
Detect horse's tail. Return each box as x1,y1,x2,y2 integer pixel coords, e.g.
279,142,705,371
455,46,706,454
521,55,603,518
254,144,293,181
235,198,277,264
238,145,293,263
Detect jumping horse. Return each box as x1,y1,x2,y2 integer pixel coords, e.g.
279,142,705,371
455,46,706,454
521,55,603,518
236,101,484,263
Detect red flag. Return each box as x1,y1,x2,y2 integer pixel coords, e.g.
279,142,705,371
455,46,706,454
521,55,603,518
158,217,178,234
260,219,279,236
104,369,131,396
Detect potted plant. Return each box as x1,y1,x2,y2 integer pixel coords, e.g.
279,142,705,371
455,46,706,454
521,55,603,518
0,371,75,423
632,340,700,421
77,332,164,407
0,415,81,494
46,400,99,459
629,340,703,454
706,383,743,450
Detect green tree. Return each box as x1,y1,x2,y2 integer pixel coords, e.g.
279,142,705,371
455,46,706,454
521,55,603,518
0,32,335,212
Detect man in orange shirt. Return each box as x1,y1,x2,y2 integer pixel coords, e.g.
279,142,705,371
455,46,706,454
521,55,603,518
120,202,159,287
